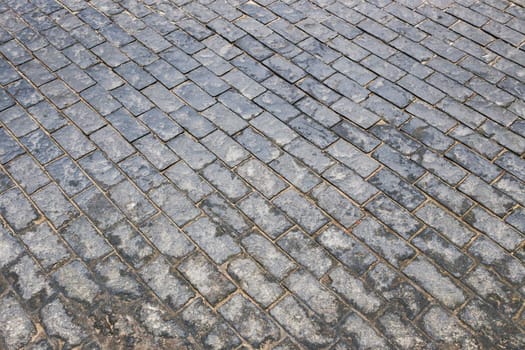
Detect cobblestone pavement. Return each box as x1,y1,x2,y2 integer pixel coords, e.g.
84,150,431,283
0,0,525,348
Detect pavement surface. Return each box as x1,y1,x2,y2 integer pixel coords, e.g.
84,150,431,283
0,0,524,349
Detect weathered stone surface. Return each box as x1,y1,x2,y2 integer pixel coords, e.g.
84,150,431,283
1,1,524,347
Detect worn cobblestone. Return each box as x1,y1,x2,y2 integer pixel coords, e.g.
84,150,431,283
1,0,524,348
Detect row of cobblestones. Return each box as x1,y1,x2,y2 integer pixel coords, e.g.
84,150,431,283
0,0,524,349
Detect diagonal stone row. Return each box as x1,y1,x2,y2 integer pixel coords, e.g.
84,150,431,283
0,0,524,349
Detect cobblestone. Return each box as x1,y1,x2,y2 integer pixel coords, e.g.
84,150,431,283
1,0,524,348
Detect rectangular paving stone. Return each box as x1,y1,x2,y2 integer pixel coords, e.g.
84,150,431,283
412,228,474,278
327,266,382,318
90,125,134,163
253,91,300,122
284,137,333,173
458,175,514,217
219,294,280,348
194,48,233,75
202,161,250,201
278,228,333,278
377,309,430,350
323,164,378,204
7,80,44,108
465,205,523,251
6,154,49,194
0,128,24,164
331,97,381,129
241,231,296,280
91,42,129,67
270,153,320,193
145,59,185,89
223,69,266,99
218,90,262,120
446,144,502,182
353,217,416,268
63,101,106,134
171,105,216,139
106,108,149,142
139,108,182,141
273,190,328,234
181,299,241,349
332,120,381,153
184,217,241,264
369,77,413,108
46,157,90,197
56,64,95,92
202,130,249,167
400,117,454,152
60,216,112,261
285,269,346,325
142,83,184,113
81,84,122,116
149,183,200,227
20,129,63,164
296,77,340,105
416,173,473,215
236,127,281,163
239,192,293,239
415,202,475,247
464,265,521,316
365,194,422,239
32,183,78,228
0,188,38,232
201,103,248,135
140,257,194,309
133,134,179,171
75,186,124,230
40,80,79,109
111,85,153,116
173,81,215,112
404,256,466,309
168,133,216,170
289,114,338,148
251,112,298,146
140,213,194,259
178,252,235,305
164,161,212,202
78,151,123,191
311,182,362,228
108,180,157,224
228,256,284,307
236,158,287,198
105,220,154,268
326,139,379,177
232,53,272,82
200,192,252,235
270,295,335,348
373,145,426,183
85,63,124,90
317,226,376,275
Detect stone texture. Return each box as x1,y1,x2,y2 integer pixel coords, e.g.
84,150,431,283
0,1,524,348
